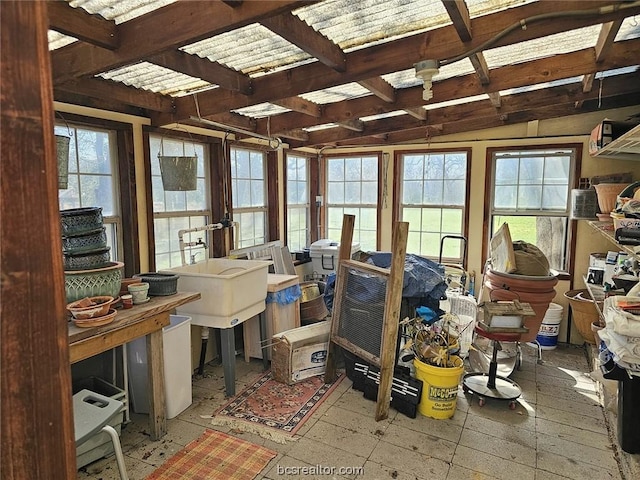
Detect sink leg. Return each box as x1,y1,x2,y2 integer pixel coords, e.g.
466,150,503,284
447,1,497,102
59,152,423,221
220,328,236,397
259,310,269,370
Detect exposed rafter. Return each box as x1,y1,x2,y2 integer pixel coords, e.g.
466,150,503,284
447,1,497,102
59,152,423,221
47,0,119,50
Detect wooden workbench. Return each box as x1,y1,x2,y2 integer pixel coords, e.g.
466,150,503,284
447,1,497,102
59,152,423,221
68,291,200,440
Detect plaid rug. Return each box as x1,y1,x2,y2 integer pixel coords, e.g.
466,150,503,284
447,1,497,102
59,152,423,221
146,429,276,480
211,371,344,443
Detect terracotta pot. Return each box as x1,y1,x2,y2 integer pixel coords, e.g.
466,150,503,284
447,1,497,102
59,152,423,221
484,269,558,342
593,183,627,214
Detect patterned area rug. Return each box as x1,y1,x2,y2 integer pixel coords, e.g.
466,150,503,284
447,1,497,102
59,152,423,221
211,371,344,444
146,429,276,480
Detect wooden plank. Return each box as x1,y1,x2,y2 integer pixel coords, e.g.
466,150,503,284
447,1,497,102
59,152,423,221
1,1,76,477
68,313,170,363
324,214,355,383
253,39,639,136
47,0,119,50
166,1,638,120
375,222,408,421
67,292,201,344
358,77,396,103
273,96,322,117
147,327,167,440
151,50,253,95
52,0,308,84
442,0,472,42
262,12,346,72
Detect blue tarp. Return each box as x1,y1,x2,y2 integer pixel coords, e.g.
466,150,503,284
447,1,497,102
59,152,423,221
323,253,447,314
265,284,301,305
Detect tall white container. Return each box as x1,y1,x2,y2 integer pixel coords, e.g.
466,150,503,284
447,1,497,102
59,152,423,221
535,303,563,350
127,315,193,419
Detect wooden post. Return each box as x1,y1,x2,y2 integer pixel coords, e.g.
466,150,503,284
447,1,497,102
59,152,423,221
323,214,355,383
1,1,76,477
375,222,409,421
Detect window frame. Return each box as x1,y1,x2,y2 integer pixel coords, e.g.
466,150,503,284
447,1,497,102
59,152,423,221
56,112,139,277
394,148,471,265
483,144,582,280
229,144,269,248
284,152,312,251
322,152,382,251
143,126,225,269
147,130,212,270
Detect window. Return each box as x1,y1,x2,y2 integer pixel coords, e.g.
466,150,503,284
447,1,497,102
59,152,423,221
325,155,378,251
56,122,122,260
399,151,469,261
230,146,266,248
286,154,310,251
150,134,209,270
489,147,577,272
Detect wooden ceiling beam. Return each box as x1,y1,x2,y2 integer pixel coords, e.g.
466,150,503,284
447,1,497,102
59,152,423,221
357,77,396,103
272,97,322,117
254,39,639,135
404,107,427,120
337,119,365,132
261,13,346,72
336,91,640,146
442,0,472,42
55,78,175,113
47,0,119,50
577,19,623,107
167,1,637,121
51,0,309,84
295,71,640,146
150,50,252,95
274,128,310,141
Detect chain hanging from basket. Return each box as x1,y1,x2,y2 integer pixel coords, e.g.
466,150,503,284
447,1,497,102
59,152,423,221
158,128,198,191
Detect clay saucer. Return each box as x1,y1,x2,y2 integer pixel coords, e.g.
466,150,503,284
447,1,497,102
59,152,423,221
73,308,117,328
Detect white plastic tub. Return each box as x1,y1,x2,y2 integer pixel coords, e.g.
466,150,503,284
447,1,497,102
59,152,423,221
309,239,361,275
127,315,192,419
161,259,271,328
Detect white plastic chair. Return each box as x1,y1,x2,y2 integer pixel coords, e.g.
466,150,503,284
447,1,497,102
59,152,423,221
73,389,128,479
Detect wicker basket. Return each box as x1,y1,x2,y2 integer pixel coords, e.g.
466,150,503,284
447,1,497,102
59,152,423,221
564,289,599,344
133,272,179,296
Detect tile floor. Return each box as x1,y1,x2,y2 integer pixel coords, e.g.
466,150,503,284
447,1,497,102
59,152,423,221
78,344,640,480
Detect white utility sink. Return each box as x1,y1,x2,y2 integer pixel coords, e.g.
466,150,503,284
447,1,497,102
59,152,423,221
161,259,271,328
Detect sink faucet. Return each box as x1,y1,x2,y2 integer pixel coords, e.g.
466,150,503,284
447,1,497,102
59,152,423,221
190,251,201,265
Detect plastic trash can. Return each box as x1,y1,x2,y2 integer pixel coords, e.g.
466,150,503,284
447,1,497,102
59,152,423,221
618,374,640,453
127,315,192,419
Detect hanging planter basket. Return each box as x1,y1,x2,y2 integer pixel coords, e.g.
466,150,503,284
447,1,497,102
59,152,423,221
159,155,198,191
157,132,198,191
56,134,71,190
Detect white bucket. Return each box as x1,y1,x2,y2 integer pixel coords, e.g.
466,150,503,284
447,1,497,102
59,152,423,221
535,303,563,350
452,314,475,358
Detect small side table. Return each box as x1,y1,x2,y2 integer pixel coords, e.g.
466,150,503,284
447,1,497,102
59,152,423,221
244,274,301,361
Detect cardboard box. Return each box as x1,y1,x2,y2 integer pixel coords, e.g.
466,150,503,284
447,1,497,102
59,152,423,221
271,321,331,385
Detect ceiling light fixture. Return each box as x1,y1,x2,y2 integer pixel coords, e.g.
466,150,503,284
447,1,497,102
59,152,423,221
414,59,440,101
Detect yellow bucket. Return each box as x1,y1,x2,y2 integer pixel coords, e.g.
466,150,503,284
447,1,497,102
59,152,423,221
413,357,464,419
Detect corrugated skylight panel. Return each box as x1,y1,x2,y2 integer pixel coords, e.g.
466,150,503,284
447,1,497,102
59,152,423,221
294,0,450,51
360,110,407,122
182,24,309,76
69,0,177,24
423,94,489,110
232,103,292,119
482,25,601,68
299,83,371,104
382,57,475,89
98,62,210,96
616,17,640,41
49,31,76,51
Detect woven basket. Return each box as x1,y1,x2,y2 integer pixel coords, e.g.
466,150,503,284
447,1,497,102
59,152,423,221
564,289,599,344
133,272,179,296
